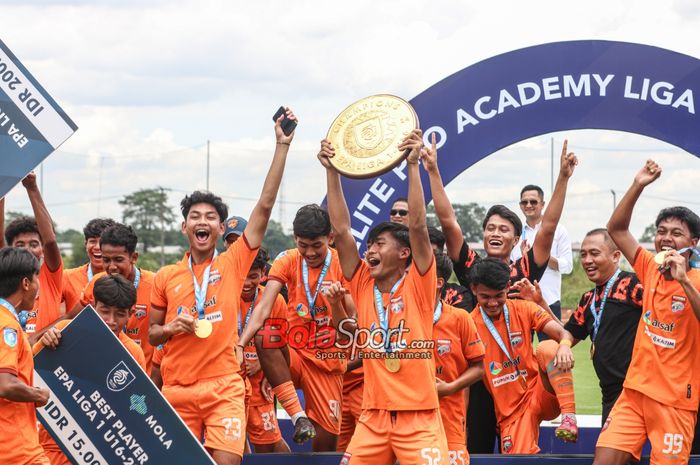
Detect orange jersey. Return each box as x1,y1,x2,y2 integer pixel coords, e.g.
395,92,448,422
347,258,439,411
62,263,91,312
624,247,700,411
151,237,258,386
433,303,485,444
240,285,286,405
268,248,347,374
26,260,63,334
80,268,156,372
473,299,552,425
0,303,47,464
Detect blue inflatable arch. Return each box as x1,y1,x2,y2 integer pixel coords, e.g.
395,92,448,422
334,40,700,251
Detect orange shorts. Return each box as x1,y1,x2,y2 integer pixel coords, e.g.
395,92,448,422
343,409,449,465
163,373,246,458
38,426,71,465
338,379,363,452
447,443,469,465
597,388,697,464
247,403,282,445
499,376,559,454
289,348,342,435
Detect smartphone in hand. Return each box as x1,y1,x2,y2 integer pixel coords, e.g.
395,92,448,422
273,106,297,136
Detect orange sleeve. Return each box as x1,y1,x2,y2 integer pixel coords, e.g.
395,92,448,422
460,312,485,362
348,260,371,301
150,267,170,310
406,255,437,317
220,234,260,279
80,277,97,308
632,246,653,283
0,321,21,375
527,301,553,332
270,294,287,319
268,250,293,283
36,260,64,331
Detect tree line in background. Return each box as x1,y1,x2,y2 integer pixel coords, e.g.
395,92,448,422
5,189,655,312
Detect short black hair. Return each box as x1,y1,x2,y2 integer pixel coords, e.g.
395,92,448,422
428,226,445,251
367,222,411,249
0,247,40,298
469,258,510,291
100,224,138,254
584,228,618,251
293,204,331,238
435,252,453,282
250,247,270,273
520,184,544,200
392,197,408,206
83,218,116,241
5,216,41,246
93,274,137,310
483,205,522,237
655,206,700,239
180,191,228,223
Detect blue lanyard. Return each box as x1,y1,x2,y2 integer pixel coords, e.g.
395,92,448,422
480,304,516,363
433,300,443,325
87,263,94,281
132,267,141,290
373,274,405,352
238,288,258,336
0,298,26,331
590,269,621,342
302,252,331,319
188,250,218,319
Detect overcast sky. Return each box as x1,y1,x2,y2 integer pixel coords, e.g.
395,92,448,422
2,0,699,243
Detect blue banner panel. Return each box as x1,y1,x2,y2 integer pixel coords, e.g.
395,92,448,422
33,306,215,465
0,39,77,198
332,40,700,252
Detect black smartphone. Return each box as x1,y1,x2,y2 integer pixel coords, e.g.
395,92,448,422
272,106,297,136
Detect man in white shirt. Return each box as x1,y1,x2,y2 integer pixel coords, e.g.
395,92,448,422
512,184,573,339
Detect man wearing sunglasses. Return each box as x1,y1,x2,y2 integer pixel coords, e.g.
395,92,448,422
512,185,573,339
389,198,409,225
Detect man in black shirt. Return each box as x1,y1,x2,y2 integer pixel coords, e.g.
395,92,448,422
564,228,643,425
428,226,473,311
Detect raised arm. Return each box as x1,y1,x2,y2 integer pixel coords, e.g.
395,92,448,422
22,172,61,272
607,160,661,263
532,140,577,268
244,108,297,249
238,279,284,348
421,133,464,262
399,129,432,274
318,139,361,280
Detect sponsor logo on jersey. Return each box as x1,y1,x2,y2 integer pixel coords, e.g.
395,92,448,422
3,328,18,347
644,326,676,349
510,331,523,348
489,361,502,375
643,311,675,332
492,370,528,387
390,296,404,314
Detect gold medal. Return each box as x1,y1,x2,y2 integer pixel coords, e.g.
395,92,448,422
195,318,213,338
384,357,401,373
327,94,418,179
654,251,671,265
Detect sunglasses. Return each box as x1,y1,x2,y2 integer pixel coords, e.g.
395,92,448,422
519,200,540,206
390,209,408,217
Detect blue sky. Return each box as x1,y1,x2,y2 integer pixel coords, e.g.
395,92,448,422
1,0,699,242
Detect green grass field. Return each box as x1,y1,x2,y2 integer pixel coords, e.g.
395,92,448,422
571,340,602,415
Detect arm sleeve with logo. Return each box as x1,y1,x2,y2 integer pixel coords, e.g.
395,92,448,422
0,321,20,376
460,311,485,362
564,291,593,341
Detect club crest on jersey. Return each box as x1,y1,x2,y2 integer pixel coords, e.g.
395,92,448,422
502,435,513,453
390,296,404,314
3,328,18,347
208,269,221,285
510,331,523,348
133,304,147,319
672,295,686,313
437,339,451,356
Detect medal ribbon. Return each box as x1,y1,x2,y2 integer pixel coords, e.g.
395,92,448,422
238,288,258,336
480,304,519,368
0,297,26,330
373,274,406,353
590,269,621,343
433,300,443,325
188,250,218,320
133,267,141,290
302,252,332,319
676,247,700,269
87,263,94,281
